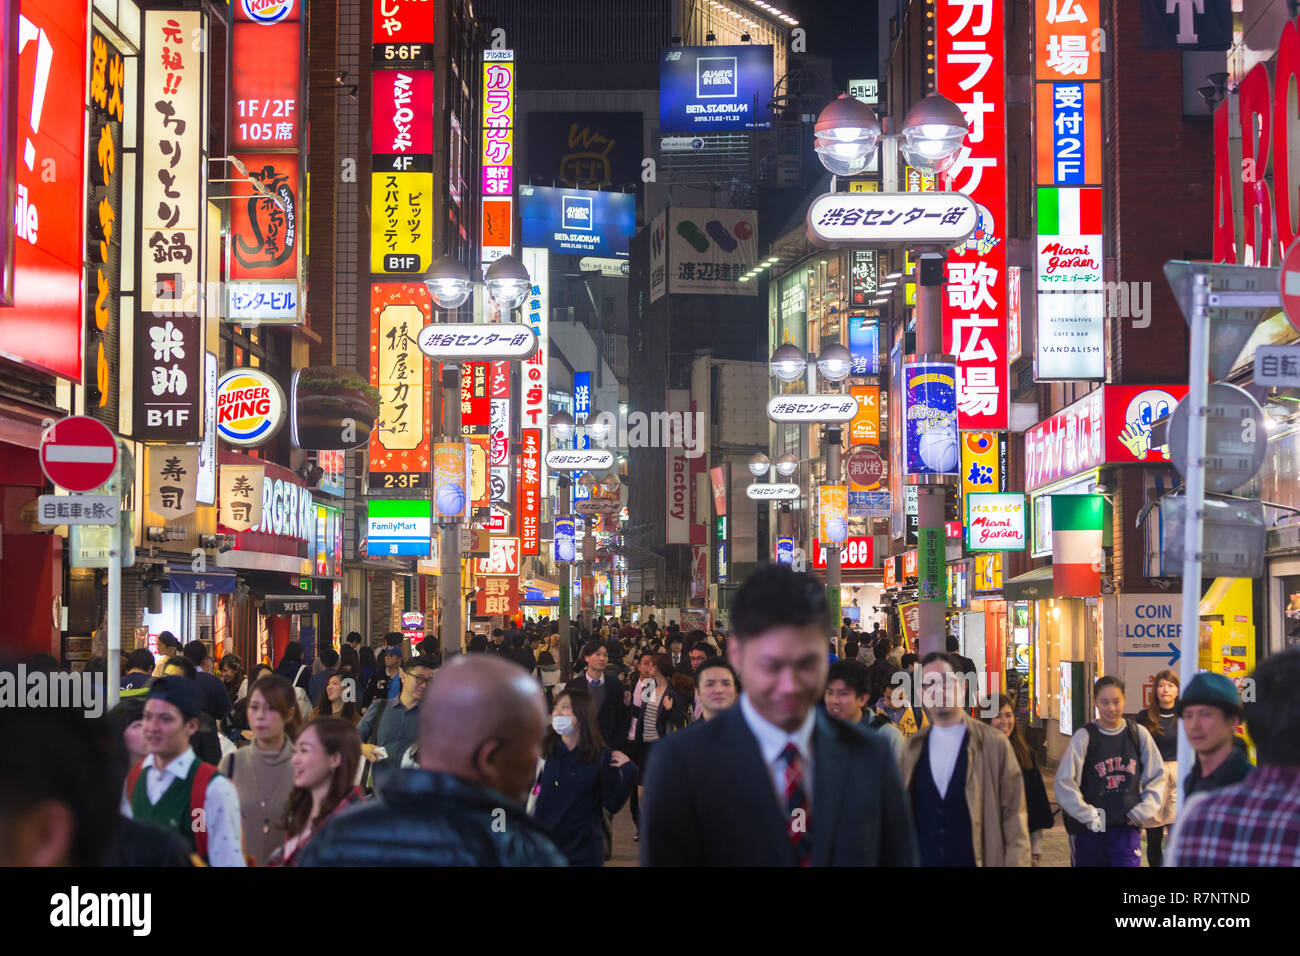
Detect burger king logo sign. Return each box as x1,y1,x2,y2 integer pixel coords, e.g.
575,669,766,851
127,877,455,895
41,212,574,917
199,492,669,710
241,0,295,24
217,368,285,447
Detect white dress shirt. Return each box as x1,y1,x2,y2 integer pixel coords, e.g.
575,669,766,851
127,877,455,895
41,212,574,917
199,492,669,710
120,749,246,867
739,693,816,812
927,722,968,799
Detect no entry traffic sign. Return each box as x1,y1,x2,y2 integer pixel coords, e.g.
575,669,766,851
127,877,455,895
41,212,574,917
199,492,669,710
1281,238,1300,333
39,416,119,493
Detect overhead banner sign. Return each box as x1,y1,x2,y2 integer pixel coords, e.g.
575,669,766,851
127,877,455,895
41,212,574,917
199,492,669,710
368,283,432,491
667,208,757,296
658,44,774,133
746,483,800,501
767,395,859,423
938,0,1009,431
519,185,635,259
0,0,88,380
806,192,979,249
415,324,538,361
481,49,514,267
546,449,615,471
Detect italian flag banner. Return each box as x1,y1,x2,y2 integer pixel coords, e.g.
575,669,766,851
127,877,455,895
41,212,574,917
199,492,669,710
1051,494,1105,597
1038,187,1103,236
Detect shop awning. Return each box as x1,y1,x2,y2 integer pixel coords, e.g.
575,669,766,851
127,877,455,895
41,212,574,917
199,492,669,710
167,565,238,594
1002,566,1055,601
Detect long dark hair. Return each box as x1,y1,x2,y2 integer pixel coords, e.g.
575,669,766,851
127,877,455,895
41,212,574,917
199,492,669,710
544,688,604,763
249,674,302,741
1143,669,1180,736
359,646,377,672
994,694,1035,772
281,717,361,839
310,672,361,725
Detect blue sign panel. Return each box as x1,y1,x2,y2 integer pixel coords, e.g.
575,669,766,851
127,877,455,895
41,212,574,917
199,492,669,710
849,316,879,376
848,490,891,518
1051,83,1087,186
775,537,795,565
903,361,959,477
573,372,592,417
659,45,774,133
554,516,576,562
519,185,635,258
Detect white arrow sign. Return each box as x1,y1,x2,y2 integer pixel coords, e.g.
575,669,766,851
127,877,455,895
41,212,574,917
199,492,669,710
806,191,978,249
416,324,538,361
747,483,801,501
767,395,859,423
545,449,616,471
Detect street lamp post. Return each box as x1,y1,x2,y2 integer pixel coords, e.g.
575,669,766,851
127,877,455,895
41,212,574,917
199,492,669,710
549,410,576,674
424,253,532,657
809,92,969,658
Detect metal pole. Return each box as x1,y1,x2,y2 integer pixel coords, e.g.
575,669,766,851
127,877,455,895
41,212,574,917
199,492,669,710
1175,272,1210,823
107,531,121,708
826,426,842,647
439,364,463,657
557,476,572,675
581,516,595,632
914,251,949,658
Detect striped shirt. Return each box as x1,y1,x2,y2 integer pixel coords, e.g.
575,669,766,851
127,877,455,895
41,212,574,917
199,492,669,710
1171,766,1300,867
642,685,663,742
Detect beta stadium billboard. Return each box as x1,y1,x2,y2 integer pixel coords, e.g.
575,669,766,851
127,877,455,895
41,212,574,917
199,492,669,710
659,45,773,133
519,185,635,258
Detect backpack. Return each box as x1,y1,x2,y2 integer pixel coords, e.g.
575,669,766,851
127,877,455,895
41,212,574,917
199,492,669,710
1062,720,1144,836
125,759,219,861
292,665,312,720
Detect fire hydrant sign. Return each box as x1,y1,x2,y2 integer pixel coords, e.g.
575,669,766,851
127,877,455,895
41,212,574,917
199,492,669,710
40,416,119,493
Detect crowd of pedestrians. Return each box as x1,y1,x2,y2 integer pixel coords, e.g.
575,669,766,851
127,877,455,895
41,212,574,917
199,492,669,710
2,569,1299,869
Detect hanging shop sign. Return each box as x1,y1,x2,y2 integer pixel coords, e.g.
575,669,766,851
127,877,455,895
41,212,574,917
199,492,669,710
371,0,435,63
85,28,125,422
844,445,886,492
366,498,432,557
474,536,519,575
415,323,538,360
520,429,541,554
939,0,1009,431
477,575,519,617
522,247,549,496
849,385,880,445
233,0,301,148
138,9,205,429
228,153,301,323
818,484,848,545
146,444,201,520
573,372,592,417
848,316,880,376
461,362,489,436
972,551,1003,594
766,395,859,423
812,536,874,570
903,361,959,477
1051,493,1106,598
1035,289,1105,380
481,50,514,266
219,463,266,531
960,431,1007,504
369,283,432,490
554,516,576,562
850,251,879,306
806,192,979,249
372,68,433,156
775,536,795,565
432,441,469,520
216,368,286,447
966,492,1027,551
666,388,692,544
0,0,88,380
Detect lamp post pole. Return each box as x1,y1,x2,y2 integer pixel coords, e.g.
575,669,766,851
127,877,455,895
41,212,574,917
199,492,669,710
825,425,843,647
557,476,572,675
581,515,595,632
438,362,463,657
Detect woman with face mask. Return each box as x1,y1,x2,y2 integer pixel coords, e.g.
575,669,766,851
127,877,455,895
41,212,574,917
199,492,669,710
527,688,637,867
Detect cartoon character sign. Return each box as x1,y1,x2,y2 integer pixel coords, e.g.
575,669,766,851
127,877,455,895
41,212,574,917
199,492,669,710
1115,388,1178,461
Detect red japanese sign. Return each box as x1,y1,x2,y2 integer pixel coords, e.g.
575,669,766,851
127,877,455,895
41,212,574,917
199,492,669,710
368,283,432,490
372,0,435,48
230,153,300,280
460,361,490,433
812,537,874,570
520,429,541,555
489,360,510,399
476,575,518,617
232,17,301,150
1,0,88,380
371,69,433,156
937,0,1009,430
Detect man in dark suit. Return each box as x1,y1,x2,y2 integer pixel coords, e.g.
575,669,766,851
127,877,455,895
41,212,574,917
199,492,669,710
564,640,627,747
641,564,917,867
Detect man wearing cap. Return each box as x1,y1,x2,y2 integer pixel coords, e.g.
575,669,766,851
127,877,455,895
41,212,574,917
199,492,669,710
120,676,245,866
1177,672,1253,798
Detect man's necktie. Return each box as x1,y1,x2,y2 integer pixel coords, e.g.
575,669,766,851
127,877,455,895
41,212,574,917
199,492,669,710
781,743,812,866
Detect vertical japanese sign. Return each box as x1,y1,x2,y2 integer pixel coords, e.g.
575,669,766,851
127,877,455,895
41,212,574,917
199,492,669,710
850,250,878,306
520,429,541,554
147,444,200,520
481,50,514,268
937,0,1009,430
1,0,87,380
573,371,592,418
137,10,204,441
521,247,549,502
848,316,879,376
371,0,434,277
86,29,125,424
219,463,266,531
460,361,489,434
1034,0,1105,382
959,431,1008,510
849,385,879,445
477,576,518,617
368,283,431,490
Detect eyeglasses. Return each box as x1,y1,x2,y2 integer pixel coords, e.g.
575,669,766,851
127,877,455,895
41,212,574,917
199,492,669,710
406,673,434,687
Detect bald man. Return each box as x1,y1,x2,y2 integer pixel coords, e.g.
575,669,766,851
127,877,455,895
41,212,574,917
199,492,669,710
295,655,566,866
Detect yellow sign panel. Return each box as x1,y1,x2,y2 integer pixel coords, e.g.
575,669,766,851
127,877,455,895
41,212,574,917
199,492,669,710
850,385,879,445
960,432,1004,504
848,180,879,193
973,552,1003,592
370,171,434,274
